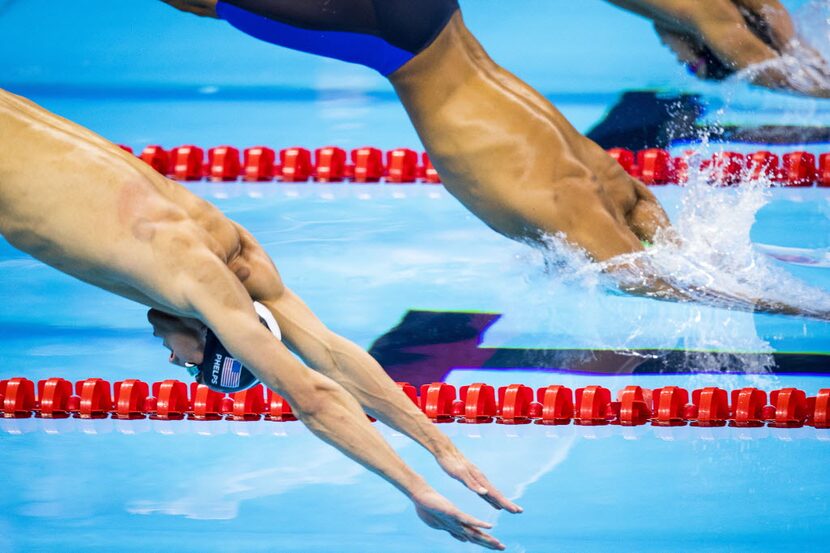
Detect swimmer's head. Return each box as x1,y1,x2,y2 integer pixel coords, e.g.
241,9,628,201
147,309,206,367
148,303,279,393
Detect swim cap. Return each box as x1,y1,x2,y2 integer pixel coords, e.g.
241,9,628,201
186,302,281,393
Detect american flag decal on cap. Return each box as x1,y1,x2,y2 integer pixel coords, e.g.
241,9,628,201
220,356,243,389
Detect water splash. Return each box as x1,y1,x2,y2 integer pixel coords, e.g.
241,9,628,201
731,1,830,96
607,152,830,320
795,0,830,61
526,143,829,374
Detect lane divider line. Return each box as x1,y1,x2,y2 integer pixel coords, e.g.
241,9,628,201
2,378,828,428
115,144,830,187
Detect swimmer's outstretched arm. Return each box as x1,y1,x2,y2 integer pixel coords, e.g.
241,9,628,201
390,13,669,262
180,255,507,550
391,12,830,320
261,286,522,515
229,223,521,514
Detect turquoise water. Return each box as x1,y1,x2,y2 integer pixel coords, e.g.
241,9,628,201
2,0,830,551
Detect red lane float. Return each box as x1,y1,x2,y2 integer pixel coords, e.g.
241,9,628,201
497,384,534,425
386,148,418,183
574,386,612,426
243,147,276,181
748,151,779,181
731,387,767,427
652,386,689,426
191,383,225,420
608,148,636,176
422,153,442,184
171,145,204,181
140,145,170,175
76,378,113,419
266,389,297,421
638,148,672,185
315,146,347,182
819,153,830,187
119,143,830,187
420,382,456,422
614,385,651,426
230,384,265,421
768,388,809,428
4,377,830,430
536,385,574,425
152,380,189,420
711,152,745,186
113,379,149,420
457,383,497,423
37,377,74,419
280,147,313,182
812,389,830,428
782,151,816,187
208,146,241,181
689,387,729,427
2,378,36,418
352,147,384,183
397,382,419,407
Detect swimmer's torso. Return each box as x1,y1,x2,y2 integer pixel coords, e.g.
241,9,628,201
0,89,243,309
210,1,644,247
216,0,459,75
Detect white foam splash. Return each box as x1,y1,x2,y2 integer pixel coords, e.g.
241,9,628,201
795,0,830,61
530,143,830,357
611,151,830,320
731,1,830,96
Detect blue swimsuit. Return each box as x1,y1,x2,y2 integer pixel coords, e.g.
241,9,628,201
216,0,460,76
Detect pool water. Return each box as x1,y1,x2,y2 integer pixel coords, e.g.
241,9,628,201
2,182,829,553
2,0,830,551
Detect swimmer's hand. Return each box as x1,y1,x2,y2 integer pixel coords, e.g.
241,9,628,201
412,488,506,550
436,450,523,514
608,0,830,97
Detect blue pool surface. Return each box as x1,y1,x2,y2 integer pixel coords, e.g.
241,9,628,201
2,0,830,552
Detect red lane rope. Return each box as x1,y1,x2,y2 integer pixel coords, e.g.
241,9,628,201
117,144,830,188
2,377,828,428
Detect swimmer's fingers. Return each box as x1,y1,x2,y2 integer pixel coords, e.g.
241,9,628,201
413,491,505,550
465,467,523,514
691,3,779,74
688,1,830,95
436,451,522,513
729,0,830,96
626,180,673,244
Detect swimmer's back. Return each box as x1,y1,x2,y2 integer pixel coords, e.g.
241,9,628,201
0,89,239,289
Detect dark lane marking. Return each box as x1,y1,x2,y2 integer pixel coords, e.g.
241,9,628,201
369,310,830,387
587,91,830,150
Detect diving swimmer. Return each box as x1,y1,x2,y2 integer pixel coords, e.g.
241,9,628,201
164,0,830,318
0,88,520,550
